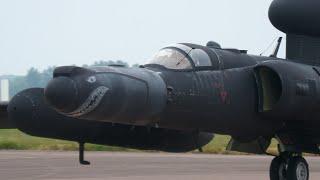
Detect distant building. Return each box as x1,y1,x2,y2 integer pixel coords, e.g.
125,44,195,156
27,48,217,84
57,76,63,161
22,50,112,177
0,79,9,102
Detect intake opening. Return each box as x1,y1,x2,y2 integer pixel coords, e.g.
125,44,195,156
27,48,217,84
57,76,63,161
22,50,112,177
255,67,282,112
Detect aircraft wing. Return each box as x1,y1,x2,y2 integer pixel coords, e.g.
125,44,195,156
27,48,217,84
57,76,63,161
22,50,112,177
0,102,13,129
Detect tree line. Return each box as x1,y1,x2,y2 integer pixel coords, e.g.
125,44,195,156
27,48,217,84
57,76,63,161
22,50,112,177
5,60,139,97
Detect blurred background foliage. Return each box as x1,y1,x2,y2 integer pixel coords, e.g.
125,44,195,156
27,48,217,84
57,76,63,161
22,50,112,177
0,60,139,98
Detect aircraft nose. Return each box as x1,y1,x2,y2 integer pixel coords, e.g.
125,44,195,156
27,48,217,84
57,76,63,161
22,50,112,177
44,77,78,113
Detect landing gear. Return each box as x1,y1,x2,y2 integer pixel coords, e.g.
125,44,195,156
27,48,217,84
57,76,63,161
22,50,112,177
287,156,309,180
270,156,287,180
79,142,90,165
270,153,309,180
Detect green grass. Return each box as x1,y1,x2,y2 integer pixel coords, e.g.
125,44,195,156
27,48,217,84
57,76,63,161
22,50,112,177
202,135,279,154
202,135,232,154
0,129,130,151
0,129,279,154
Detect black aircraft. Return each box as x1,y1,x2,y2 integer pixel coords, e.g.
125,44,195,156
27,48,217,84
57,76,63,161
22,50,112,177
0,0,319,179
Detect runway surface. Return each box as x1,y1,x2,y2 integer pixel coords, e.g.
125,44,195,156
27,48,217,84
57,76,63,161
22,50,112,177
0,151,320,180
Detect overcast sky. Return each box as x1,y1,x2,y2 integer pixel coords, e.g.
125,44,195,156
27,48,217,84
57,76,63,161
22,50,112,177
0,0,284,75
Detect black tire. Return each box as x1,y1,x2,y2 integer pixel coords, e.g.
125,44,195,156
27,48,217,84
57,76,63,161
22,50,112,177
287,156,309,180
270,156,287,180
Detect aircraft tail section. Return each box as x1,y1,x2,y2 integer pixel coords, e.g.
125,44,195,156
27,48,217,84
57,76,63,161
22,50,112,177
269,0,320,65
286,34,320,66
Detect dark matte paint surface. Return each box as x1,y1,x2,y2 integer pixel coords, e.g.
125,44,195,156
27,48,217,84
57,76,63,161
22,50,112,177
7,88,213,152
269,0,320,37
44,46,280,141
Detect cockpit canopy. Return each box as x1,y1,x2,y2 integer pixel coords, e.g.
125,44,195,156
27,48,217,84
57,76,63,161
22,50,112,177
147,44,213,70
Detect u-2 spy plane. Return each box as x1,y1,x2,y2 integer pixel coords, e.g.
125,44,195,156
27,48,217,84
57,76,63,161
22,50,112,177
0,0,320,179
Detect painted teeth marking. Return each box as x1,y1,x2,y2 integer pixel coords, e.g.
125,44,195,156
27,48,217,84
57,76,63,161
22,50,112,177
67,86,109,117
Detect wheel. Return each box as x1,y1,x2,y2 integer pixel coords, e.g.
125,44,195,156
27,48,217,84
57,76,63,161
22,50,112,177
287,156,309,180
270,156,287,180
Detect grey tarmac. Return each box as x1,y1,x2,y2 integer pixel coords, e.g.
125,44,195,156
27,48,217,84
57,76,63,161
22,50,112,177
0,151,320,180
